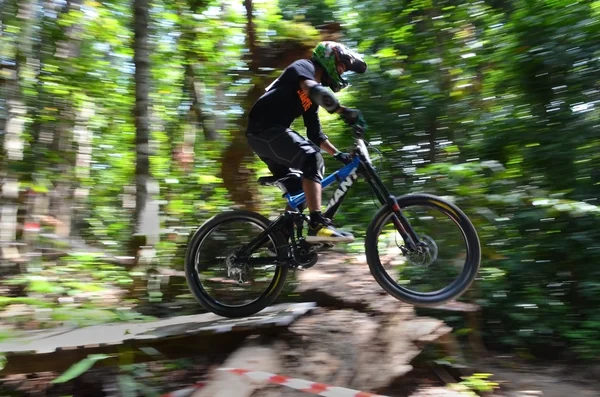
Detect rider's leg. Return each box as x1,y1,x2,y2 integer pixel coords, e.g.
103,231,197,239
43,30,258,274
299,151,323,213
247,126,322,205
302,178,321,213
246,127,353,242
260,158,303,212
301,152,354,243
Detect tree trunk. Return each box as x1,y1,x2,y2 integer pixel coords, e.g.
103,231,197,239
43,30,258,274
72,101,94,236
4,0,37,167
178,0,218,147
52,0,84,239
22,0,46,180
184,63,218,142
219,0,260,211
219,87,263,211
0,0,36,246
3,69,26,166
0,62,21,244
132,0,156,253
219,0,318,210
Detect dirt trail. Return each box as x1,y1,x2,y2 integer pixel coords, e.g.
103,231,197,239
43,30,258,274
478,358,600,397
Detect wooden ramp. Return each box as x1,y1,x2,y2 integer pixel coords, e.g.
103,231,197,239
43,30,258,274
0,302,316,375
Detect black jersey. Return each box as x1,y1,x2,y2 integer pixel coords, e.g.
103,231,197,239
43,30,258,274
247,59,328,146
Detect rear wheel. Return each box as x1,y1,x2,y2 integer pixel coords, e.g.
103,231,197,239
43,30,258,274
184,210,288,318
365,194,481,306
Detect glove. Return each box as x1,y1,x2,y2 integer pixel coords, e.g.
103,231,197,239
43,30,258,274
340,107,366,129
333,151,353,165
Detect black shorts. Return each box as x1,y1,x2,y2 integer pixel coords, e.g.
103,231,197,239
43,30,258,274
246,125,324,194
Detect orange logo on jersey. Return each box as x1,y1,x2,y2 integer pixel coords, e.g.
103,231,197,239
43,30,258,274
297,90,312,111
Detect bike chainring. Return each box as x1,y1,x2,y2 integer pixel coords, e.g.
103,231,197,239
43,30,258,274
291,239,318,269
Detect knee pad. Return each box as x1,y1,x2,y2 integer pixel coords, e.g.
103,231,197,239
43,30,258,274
301,151,324,182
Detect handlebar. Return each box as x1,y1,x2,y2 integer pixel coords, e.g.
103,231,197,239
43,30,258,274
350,122,381,168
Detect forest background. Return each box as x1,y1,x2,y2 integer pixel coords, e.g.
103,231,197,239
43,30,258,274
1,0,600,367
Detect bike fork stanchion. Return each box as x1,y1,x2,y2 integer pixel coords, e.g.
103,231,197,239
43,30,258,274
387,195,420,251
361,159,421,252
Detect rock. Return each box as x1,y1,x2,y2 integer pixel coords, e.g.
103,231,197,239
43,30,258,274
246,307,452,396
284,310,379,386
247,309,380,397
191,345,279,397
353,314,451,391
294,252,414,315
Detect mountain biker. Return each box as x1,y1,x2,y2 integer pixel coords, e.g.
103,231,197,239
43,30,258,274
246,41,367,244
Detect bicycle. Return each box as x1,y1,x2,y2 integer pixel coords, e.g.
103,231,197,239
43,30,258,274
184,124,481,318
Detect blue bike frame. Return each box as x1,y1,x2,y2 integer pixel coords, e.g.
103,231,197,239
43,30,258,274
283,156,361,218
238,140,423,261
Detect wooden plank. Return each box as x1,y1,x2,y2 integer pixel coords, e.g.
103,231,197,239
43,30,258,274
0,303,315,375
1,332,250,375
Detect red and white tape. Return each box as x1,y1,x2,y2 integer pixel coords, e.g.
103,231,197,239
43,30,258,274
23,222,40,232
218,368,389,397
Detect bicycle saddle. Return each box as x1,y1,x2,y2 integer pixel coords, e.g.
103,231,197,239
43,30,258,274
257,172,302,187
257,175,281,186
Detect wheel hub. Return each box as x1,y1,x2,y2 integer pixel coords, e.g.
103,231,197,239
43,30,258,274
405,235,438,267
225,253,251,283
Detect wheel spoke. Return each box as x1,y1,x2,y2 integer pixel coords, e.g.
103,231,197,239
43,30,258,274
366,195,480,305
378,206,465,293
188,215,284,310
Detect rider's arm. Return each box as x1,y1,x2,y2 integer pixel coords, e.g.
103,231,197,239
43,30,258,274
300,80,346,155
319,139,341,156
300,79,347,115
302,108,328,148
302,106,342,156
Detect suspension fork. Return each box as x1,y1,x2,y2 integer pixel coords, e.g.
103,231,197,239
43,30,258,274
361,162,421,251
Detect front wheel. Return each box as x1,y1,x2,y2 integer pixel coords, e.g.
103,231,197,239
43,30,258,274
184,210,288,318
365,194,481,306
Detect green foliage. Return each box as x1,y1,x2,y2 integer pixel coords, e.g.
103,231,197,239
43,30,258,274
46,346,200,395
414,158,600,357
450,373,499,396
332,0,600,360
51,351,166,396
2,0,600,362
52,354,113,384
0,252,152,332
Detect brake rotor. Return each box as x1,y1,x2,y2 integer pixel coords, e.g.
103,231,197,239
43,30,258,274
405,235,438,267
